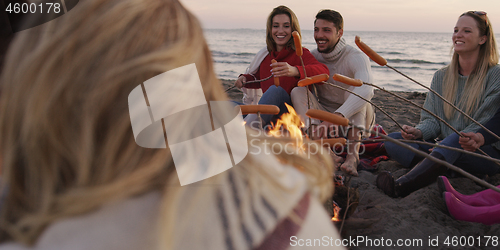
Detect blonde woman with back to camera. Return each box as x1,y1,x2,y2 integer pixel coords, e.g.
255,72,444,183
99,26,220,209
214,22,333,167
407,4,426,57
0,0,344,249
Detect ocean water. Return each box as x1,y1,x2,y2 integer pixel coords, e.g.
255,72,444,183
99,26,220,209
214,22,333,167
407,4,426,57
204,29,500,92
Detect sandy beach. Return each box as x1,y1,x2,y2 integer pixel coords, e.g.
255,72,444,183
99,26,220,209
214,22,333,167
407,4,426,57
222,79,500,250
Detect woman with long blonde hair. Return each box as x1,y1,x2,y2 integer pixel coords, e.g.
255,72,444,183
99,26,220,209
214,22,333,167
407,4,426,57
378,11,500,198
0,0,343,249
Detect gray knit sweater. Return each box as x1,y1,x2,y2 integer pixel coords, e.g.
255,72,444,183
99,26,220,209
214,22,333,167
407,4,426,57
415,65,500,150
311,38,374,119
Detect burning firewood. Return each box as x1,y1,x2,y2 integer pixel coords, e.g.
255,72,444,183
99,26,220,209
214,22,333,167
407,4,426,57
324,177,359,222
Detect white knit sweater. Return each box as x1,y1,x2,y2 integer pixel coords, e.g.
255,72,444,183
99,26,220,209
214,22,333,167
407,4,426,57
311,37,374,119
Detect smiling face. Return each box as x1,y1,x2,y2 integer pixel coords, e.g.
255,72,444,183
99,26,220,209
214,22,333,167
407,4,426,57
271,14,292,52
453,15,487,56
314,19,343,53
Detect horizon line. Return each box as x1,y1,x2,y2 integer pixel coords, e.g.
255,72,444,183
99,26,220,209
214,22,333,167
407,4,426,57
202,28,456,34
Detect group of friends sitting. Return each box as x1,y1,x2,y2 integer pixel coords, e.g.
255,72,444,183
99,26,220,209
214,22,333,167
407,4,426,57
232,6,500,225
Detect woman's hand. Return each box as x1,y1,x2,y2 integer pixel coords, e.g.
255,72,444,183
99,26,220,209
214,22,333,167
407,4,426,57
270,61,300,78
459,132,485,151
401,125,423,140
234,75,246,89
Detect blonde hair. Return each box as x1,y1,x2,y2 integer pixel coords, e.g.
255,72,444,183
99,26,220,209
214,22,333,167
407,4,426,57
443,11,499,119
265,5,301,53
0,0,333,246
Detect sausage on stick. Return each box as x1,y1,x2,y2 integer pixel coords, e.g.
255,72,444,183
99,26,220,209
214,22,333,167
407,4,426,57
298,74,329,87
355,36,387,66
239,105,280,115
292,31,303,57
332,74,363,87
305,109,350,127
354,36,500,141
271,59,280,87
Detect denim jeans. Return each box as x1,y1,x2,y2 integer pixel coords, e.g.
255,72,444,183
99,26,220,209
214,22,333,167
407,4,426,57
385,132,500,175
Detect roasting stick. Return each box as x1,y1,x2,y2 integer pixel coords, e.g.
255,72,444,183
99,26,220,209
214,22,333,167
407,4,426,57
354,138,500,164
355,36,500,141
298,76,405,131
306,110,500,194
292,31,314,138
302,75,499,164
333,73,500,167
333,74,462,135
225,75,273,93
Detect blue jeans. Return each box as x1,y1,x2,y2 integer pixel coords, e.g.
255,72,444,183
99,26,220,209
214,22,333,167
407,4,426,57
385,132,500,175
257,85,292,126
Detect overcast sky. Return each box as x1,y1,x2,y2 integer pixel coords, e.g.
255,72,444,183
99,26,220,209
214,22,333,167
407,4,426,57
180,0,500,33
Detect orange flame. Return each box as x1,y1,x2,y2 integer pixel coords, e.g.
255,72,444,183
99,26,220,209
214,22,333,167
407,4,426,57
268,103,305,142
331,202,341,222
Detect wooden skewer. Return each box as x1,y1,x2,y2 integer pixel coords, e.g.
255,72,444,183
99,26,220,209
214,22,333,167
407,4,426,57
300,78,404,131
306,111,500,194
334,74,461,135
225,75,273,93
354,36,500,141
353,138,500,164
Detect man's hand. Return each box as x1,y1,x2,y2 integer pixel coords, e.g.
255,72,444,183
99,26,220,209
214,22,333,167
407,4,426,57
401,125,422,140
459,132,485,152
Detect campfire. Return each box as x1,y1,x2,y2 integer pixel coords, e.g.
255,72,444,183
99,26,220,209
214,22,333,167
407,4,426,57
265,104,358,224
267,103,307,156
268,103,305,141
331,201,341,222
